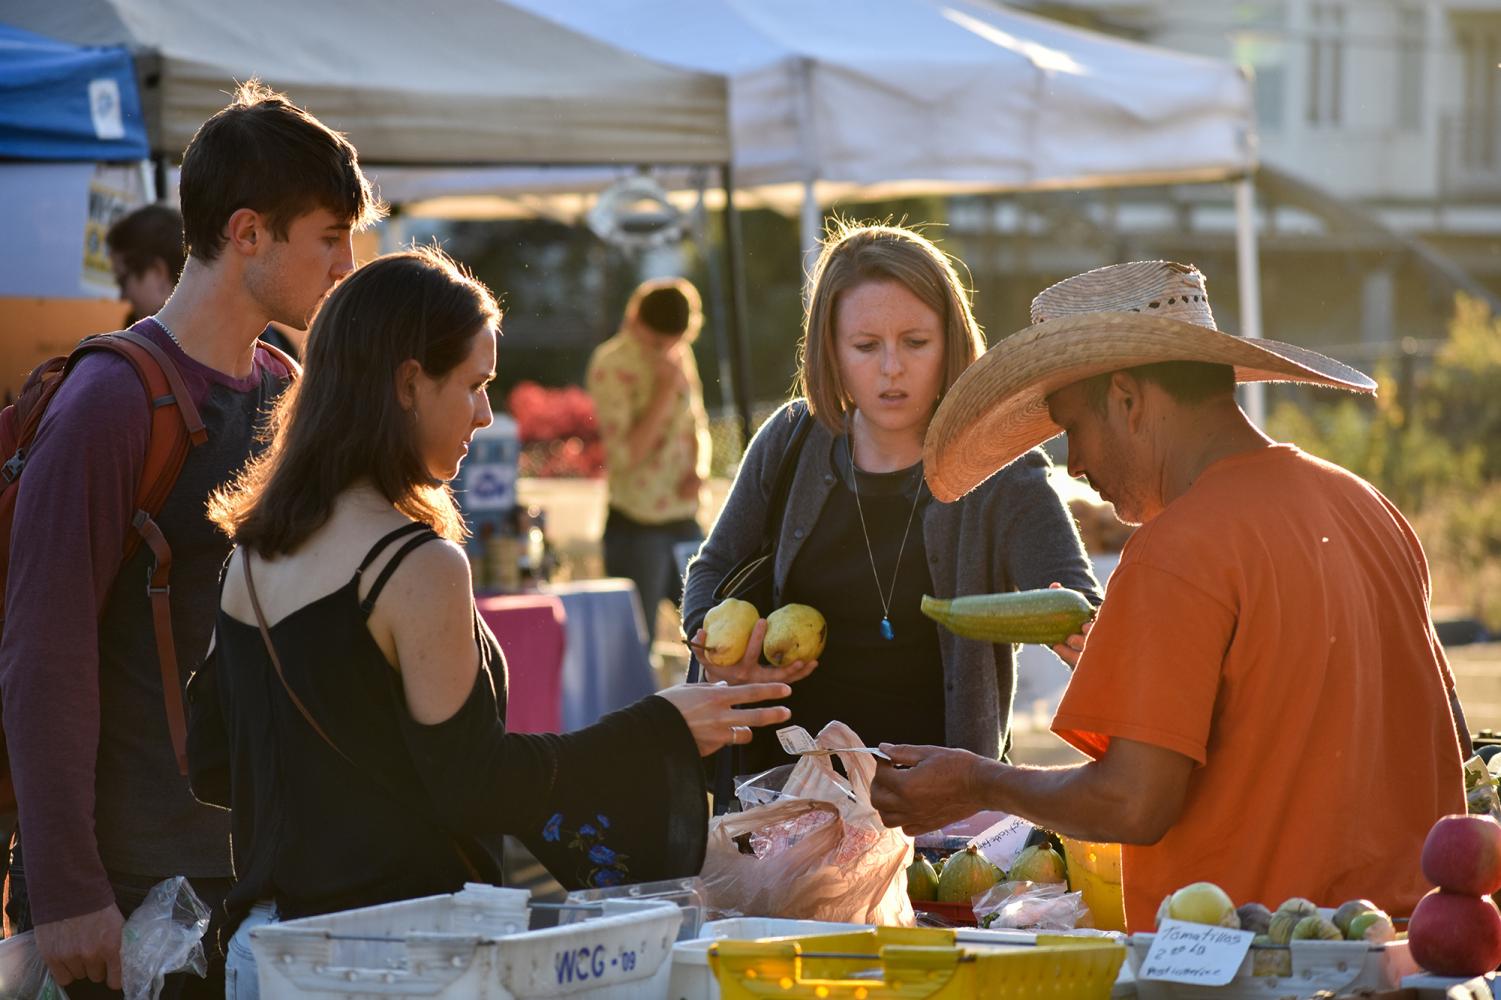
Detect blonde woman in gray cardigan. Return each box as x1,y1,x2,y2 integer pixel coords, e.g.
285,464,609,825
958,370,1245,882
683,223,1101,776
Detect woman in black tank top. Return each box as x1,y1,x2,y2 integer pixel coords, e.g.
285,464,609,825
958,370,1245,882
186,248,790,995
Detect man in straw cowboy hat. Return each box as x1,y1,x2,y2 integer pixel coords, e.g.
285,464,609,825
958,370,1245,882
872,261,1468,930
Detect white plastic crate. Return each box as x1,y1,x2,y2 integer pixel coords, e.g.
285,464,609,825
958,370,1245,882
250,884,682,999
669,918,869,1000
1126,934,1419,1000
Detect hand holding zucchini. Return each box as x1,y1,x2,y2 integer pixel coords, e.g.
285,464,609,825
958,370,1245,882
919,588,1094,645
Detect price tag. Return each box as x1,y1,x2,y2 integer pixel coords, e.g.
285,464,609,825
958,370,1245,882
1138,920,1254,986
776,725,816,755
967,814,1033,870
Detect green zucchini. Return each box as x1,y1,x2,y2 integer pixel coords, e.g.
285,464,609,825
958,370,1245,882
920,588,1094,645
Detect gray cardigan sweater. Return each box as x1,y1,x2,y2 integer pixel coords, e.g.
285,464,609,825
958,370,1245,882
682,401,1102,761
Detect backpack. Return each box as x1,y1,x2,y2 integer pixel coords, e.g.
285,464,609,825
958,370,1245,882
0,328,297,813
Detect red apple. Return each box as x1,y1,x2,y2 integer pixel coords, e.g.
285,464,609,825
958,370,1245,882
1422,814,1501,895
1408,889,1501,978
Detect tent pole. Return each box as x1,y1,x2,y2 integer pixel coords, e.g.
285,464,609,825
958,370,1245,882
691,172,736,419
1235,175,1265,427
722,164,755,447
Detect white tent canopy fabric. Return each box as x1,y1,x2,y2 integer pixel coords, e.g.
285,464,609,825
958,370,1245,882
371,0,1254,214
2,0,731,165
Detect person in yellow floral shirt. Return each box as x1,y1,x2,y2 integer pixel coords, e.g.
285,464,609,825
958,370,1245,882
586,278,712,630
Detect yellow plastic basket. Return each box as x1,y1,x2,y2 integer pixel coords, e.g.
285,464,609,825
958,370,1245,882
708,927,1125,1000
1060,836,1126,933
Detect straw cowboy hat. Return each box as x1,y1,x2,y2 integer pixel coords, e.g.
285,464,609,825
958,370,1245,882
923,260,1377,502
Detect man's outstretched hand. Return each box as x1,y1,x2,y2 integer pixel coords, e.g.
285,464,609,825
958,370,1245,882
871,743,990,836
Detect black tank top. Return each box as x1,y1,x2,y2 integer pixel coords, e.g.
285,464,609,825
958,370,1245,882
191,522,709,938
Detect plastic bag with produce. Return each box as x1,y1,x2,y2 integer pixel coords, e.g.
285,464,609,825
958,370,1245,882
973,880,1092,931
701,721,914,926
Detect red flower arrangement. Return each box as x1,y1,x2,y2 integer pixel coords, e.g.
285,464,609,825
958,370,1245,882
507,381,604,478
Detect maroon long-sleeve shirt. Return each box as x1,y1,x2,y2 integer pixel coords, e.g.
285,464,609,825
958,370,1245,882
0,319,290,924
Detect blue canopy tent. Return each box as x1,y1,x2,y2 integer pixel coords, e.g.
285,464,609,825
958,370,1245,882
0,23,147,161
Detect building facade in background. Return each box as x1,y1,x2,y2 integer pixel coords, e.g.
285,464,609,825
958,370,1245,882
956,0,1501,370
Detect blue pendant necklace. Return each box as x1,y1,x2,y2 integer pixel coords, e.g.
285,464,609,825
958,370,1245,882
848,431,925,641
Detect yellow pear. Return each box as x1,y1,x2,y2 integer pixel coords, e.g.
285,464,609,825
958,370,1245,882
702,598,760,666
763,604,826,666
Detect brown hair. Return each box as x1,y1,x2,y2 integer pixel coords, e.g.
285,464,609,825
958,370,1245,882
209,246,500,555
178,79,384,263
621,276,702,342
798,221,985,433
106,204,185,282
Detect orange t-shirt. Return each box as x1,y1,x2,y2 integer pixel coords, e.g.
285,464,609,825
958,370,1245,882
1052,445,1464,931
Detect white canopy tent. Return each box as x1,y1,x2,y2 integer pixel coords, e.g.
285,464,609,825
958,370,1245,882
370,0,1267,423
1,0,730,166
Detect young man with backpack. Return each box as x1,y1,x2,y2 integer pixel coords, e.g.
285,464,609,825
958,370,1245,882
0,81,382,997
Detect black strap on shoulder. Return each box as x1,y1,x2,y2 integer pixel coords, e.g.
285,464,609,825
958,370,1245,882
359,529,440,617
355,522,431,576
763,403,814,547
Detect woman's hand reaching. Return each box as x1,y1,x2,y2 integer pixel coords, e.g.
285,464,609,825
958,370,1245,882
656,680,792,757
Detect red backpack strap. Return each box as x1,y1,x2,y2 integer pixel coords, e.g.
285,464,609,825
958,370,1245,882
255,337,302,380
72,330,206,776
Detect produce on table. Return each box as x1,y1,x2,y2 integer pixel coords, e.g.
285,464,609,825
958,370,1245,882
1236,902,1273,935
1406,889,1501,977
1291,914,1342,941
1421,814,1501,896
907,855,940,903
763,604,827,666
1251,935,1292,978
1346,910,1396,944
1155,881,1239,929
702,598,760,666
918,588,1093,645
1331,898,1378,936
936,845,1002,904
1263,898,1316,945
1009,844,1067,885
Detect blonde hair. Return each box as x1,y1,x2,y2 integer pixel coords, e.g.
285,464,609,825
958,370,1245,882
798,221,985,433
620,276,704,343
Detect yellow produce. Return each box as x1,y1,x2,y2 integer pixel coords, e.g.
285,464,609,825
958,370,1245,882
1291,915,1342,941
763,604,827,666
1156,882,1239,928
702,599,760,666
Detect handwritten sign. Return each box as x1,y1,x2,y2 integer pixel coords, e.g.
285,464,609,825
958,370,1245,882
1138,920,1254,986
967,814,1033,870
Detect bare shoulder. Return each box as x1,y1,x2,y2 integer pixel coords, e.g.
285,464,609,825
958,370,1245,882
363,535,472,621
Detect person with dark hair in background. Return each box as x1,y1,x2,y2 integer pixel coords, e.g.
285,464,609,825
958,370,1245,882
586,277,712,630
0,80,383,997
106,204,185,325
189,247,790,1000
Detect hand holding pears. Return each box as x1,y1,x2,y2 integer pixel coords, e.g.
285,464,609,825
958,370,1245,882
695,597,826,680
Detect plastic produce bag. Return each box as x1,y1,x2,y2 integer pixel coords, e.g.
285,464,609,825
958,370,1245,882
121,876,211,1000
0,931,68,999
700,721,914,926
973,880,1091,931
0,876,208,1000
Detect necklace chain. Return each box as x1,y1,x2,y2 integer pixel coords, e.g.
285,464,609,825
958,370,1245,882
153,315,183,349
848,435,924,640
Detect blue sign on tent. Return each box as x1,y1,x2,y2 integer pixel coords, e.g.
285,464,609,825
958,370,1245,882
0,23,149,161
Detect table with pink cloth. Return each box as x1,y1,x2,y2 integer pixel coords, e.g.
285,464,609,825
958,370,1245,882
475,592,565,734
475,579,658,734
